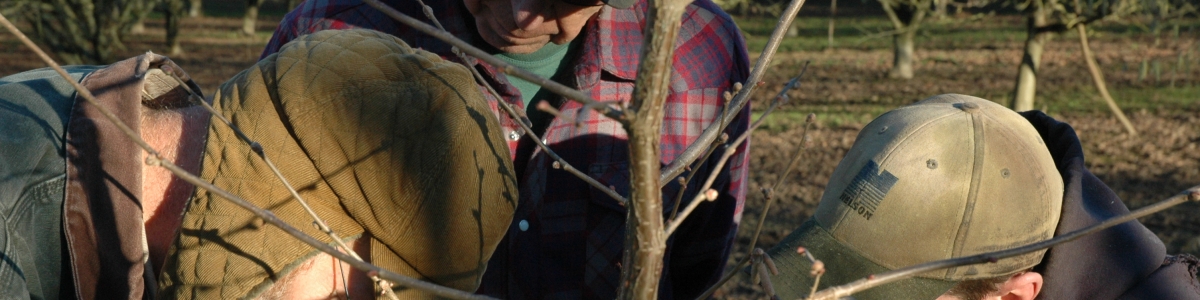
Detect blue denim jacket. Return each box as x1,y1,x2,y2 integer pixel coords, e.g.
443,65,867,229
0,66,95,299
0,54,201,299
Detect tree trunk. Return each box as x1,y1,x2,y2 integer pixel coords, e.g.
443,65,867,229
242,0,261,35
787,22,800,37
935,0,948,19
879,0,927,80
890,29,916,79
130,0,153,34
827,0,837,50
189,0,203,17
1010,10,1051,111
24,0,143,64
287,0,302,11
616,0,691,297
166,0,185,55
131,1,151,34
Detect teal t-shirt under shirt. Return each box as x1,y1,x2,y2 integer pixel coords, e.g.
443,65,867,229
495,40,578,136
495,41,572,108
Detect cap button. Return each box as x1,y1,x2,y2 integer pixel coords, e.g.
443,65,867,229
958,102,980,113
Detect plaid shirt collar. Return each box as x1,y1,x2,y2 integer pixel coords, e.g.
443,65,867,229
468,4,644,102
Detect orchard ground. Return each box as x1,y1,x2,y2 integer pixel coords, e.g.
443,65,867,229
0,3,1195,297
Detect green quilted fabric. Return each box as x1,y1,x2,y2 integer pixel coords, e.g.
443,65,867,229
158,29,518,299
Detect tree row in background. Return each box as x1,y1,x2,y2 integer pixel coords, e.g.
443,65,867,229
0,0,298,65
1,0,1195,108
715,0,1196,113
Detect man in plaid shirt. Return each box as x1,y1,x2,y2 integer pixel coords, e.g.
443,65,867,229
262,0,750,298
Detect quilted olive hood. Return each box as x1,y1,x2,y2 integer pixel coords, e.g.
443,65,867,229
159,29,518,299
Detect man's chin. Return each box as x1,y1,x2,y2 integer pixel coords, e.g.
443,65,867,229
493,42,548,54
480,33,549,54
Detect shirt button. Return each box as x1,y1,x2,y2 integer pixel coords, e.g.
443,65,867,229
509,131,520,141
518,220,529,231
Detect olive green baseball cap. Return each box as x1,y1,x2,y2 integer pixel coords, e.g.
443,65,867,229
767,94,1064,299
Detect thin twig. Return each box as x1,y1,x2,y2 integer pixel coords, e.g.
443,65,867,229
404,0,626,204
0,12,493,300
669,85,743,220
794,247,825,298
806,185,1200,300
668,135,724,220
694,80,818,300
536,100,580,127
659,0,809,185
360,0,624,122
752,248,780,299
665,67,808,236
495,87,628,204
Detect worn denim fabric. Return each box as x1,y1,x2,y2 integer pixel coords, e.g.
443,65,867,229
0,66,98,300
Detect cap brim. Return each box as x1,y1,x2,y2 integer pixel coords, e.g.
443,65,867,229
766,221,959,300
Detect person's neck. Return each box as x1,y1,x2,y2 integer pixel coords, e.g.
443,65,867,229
140,102,211,276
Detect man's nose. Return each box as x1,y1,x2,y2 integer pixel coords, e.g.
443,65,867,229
511,0,548,32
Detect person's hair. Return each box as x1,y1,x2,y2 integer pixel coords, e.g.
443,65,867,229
943,272,1018,300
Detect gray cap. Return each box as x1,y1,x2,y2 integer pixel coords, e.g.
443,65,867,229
766,94,1064,299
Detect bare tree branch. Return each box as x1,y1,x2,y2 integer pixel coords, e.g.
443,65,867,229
878,0,909,30
805,185,1200,300
618,0,695,297
665,67,809,236
696,101,818,300
668,84,743,220
668,134,724,220
1071,0,1136,135
658,0,809,185
0,12,495,300
793,247,825,299
752,248,781,299
1075,24,1136,135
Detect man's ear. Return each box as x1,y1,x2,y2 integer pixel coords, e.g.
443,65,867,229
996,271,1043,300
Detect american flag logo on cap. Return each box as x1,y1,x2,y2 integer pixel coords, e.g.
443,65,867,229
838,160,898,220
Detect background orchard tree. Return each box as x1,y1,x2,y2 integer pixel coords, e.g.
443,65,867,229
243,0,262,35
1141,0,1197,45
878,0,935,79
2,0,185,63
127,0,187,54
189,0,202,17
1137,0,1196,85
163,0,185,54
241,0,297,36
1008,0,1137,111
2,0,143,64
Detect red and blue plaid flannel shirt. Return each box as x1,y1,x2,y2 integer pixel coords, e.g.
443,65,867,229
263,0,750,298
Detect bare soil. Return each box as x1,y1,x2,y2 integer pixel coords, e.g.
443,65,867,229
1,13,1195,299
